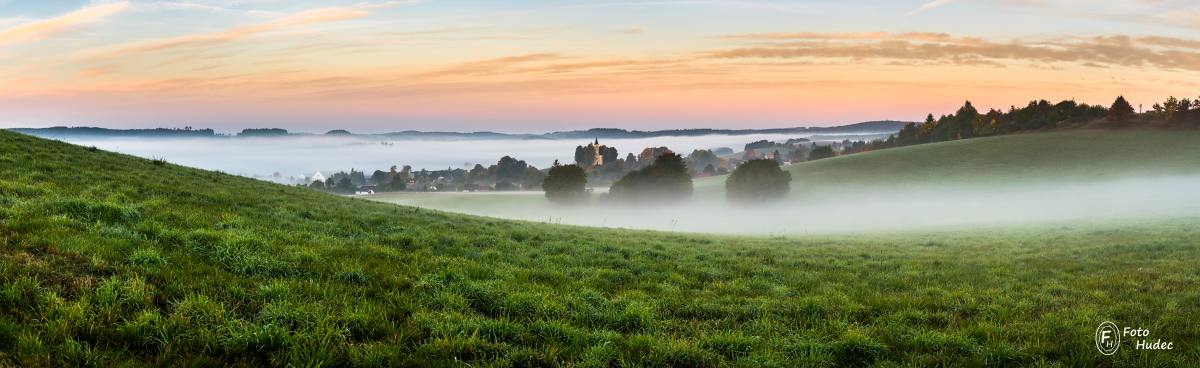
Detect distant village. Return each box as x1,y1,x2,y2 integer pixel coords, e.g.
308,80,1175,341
300,137,875,195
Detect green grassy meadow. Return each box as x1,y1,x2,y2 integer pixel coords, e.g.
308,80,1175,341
1,130,1199,366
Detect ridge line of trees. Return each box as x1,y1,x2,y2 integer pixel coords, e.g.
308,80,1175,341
837,94,1200,159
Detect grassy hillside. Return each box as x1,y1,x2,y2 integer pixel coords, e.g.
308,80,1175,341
1,130,1198,366
694,129,1200,197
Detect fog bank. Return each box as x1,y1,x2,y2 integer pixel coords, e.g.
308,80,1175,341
370,175,1200,234
55,133,882,182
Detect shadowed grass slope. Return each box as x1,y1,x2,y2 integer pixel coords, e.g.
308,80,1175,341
0,130,1198,366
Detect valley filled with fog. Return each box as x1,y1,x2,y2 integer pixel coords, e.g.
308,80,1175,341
370,175,1200,234
58,133,876,183
48,130,1200,235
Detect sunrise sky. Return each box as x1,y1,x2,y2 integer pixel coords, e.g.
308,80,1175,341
1,0,1198,132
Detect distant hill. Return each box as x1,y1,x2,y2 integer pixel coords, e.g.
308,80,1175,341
535,121,907,140
7,126,217,138
7,121,908,140
237,128,289,137
379,130,517,140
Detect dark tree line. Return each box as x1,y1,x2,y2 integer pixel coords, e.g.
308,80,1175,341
307,155,547,194
1146,95,1200,127
894,99,1109,146
839,95,1200,160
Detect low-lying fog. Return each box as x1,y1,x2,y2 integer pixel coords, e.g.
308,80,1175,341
47,133,1200,234
371,175,1200,234
57,133,878,182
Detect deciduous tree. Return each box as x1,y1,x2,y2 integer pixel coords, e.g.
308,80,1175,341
726,159,791,203
543,163,588,203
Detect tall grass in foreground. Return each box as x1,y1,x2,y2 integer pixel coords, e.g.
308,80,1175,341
0,130,1197,366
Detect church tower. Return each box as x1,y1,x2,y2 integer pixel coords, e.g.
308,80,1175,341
589,138,603,167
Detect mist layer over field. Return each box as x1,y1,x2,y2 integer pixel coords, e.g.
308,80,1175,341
368,131,1200,234
370,175,1200,234
54,133,880,181
50,129,1200,235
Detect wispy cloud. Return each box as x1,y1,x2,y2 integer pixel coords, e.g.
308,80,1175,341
708,32,1200,71
717,32,954,42
0,2,129,46
81,7,373,60
357,0,424,11
908,0,957,15
620,27,646,35
386,27,482,36
417,53,564,77
1155,6,1200,29
155,2,232,13
990,0,1200,30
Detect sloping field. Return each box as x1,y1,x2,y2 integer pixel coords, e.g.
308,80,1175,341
0,130,1197,366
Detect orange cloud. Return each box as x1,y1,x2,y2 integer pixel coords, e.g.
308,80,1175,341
1132,35,1200,50
416,53,564,78
707,32,1200,71
717,32,953,42
0,2,128,46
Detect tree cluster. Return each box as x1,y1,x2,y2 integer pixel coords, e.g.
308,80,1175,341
744,140,776,151
685,149,724,177
542,163,588,203
1148,95,1200,127
607,152,693,202
467,156,542,190
825,95,1200,164
726,159,791,203
574,143,618,167
633,147,672,170
895,99,1108,146
307,154,547,194
807,146,836,161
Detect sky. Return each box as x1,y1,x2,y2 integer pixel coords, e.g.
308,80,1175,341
1,0,1198,132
